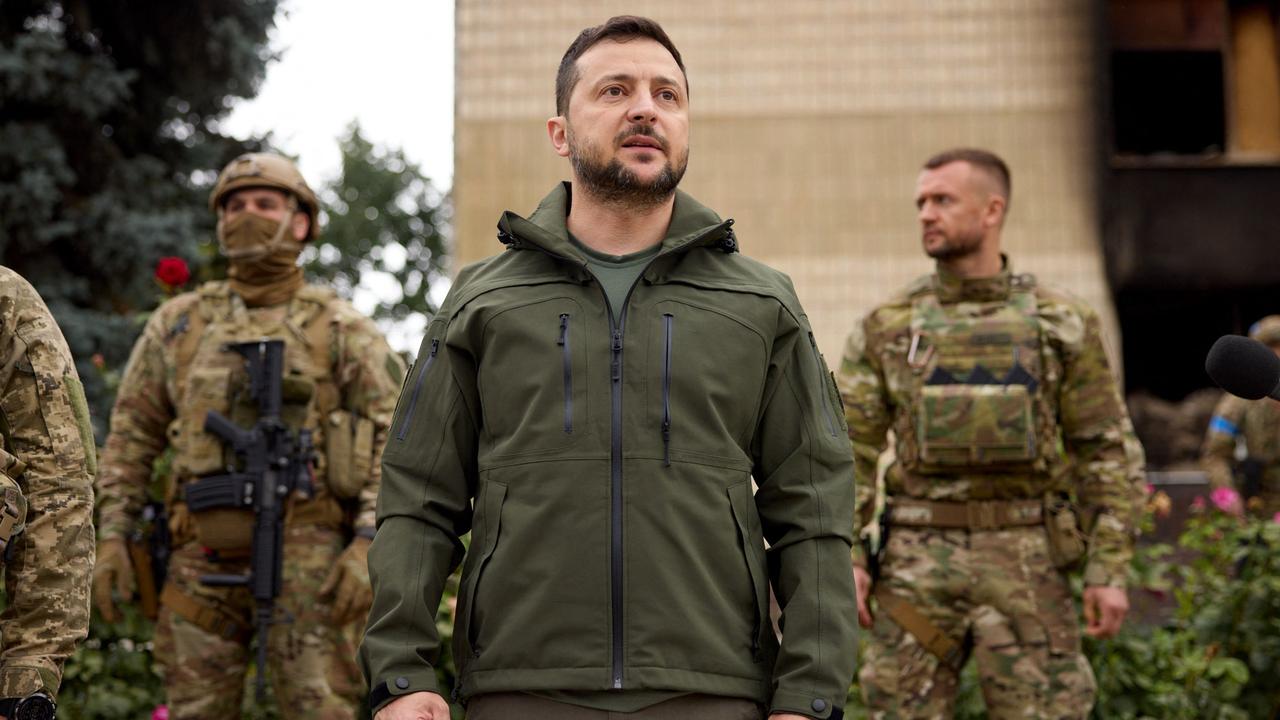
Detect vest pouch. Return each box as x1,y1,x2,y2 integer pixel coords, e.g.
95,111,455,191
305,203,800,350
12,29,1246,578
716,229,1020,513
191,508,254,553
0,463,28,557
173,367,235,479
917,383,1038,469
1044,496,1087,569
326,409,374,500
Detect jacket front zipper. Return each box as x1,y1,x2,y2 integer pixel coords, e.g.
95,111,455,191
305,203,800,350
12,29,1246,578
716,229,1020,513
558,314,573,434
510,219,734,691
809,333,839,438
661,313,674,466
395,338,438,441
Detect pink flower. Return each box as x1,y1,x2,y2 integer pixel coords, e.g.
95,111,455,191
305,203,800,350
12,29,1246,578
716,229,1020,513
1211,487,1243,515
152,706,169,720
1273,512,1280,524
1191,496,1207,512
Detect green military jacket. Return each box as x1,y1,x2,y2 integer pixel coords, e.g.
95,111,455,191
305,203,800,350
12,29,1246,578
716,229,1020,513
837,260,1145,587
361,184,858,719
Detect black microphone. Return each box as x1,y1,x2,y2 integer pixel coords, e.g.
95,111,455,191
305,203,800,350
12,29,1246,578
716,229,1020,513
1205,335,1280,401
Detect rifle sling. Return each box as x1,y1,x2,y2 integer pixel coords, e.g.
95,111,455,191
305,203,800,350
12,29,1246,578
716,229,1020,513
875,590,967,672
161,583,251,644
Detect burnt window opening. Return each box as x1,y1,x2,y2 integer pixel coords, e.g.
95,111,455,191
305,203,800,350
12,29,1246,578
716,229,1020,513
1112,50,1227,155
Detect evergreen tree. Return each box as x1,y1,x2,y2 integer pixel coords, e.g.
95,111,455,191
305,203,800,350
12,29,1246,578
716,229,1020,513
0,0,280,434
310,122,450,328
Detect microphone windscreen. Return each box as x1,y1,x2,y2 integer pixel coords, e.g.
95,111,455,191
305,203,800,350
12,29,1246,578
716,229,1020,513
1205,335,1280,400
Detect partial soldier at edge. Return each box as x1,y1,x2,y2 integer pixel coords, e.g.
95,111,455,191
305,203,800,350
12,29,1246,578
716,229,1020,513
1202,315,1280,518
92,153,405,719
837,148,1146,719
0,267,96,720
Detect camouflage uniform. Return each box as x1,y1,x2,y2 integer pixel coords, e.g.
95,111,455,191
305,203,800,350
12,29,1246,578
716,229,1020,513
96,281,404,719
0,267,95,701
837,260,1145,719
1201,315,1280,517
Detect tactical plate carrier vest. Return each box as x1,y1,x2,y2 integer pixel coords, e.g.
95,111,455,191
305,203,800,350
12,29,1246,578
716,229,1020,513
899,274,1056,475
168,283,374,551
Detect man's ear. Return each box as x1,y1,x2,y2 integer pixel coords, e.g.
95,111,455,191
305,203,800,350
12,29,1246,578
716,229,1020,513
984,195,1007,229
548,116,570,158
292,211,311,241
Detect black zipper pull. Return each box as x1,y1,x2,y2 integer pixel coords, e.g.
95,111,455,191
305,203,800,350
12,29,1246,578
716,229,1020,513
558,314,569,346
611,330,623,382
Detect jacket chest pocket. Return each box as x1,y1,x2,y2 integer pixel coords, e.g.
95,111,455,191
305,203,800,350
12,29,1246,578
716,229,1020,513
644,300,767,466
477,298,587,458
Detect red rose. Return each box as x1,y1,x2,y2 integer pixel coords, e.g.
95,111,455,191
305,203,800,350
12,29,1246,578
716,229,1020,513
155,257,190,288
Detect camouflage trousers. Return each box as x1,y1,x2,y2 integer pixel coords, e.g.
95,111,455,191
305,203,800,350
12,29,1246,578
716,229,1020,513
153,525,364,720
859,526,1095,720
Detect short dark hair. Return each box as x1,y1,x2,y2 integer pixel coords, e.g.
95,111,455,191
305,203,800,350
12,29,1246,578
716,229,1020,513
555,16,687,116
923,148,1011,204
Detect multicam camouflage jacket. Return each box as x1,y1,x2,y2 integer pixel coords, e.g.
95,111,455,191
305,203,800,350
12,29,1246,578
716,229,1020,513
97,281,404,545
1202,391,1280,515
837,260,1146,587
0,267,95,699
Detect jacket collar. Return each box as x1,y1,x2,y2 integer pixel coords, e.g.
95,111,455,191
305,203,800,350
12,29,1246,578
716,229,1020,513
496,182,736,264
933,254,1014,303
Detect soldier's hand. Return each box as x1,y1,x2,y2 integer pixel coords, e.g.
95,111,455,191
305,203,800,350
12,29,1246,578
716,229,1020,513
853,565,874,628
92,537,135,623
1082,585,1128,639
374,691,450,719
320,535,372,626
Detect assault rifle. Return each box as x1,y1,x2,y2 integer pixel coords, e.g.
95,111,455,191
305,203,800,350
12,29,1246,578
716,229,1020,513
185,339,314,701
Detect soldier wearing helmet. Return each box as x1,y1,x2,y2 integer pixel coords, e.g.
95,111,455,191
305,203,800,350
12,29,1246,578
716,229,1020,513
0,267,95,720
1202,314,1280,517
94,152,406,719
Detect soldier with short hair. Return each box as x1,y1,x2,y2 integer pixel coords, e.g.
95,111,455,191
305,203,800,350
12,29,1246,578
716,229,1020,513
837,148,1145,718
1202,315,1280,518
0,267,95,720
93,153,405,719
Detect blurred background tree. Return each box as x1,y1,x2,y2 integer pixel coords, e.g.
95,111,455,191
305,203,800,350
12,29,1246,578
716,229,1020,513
0,0,280,436
310,121,450,326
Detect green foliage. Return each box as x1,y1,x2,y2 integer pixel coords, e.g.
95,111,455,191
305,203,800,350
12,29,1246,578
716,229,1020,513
59,607,163,720
309,122,450,326
0,0,279,438
1089,511,1280,719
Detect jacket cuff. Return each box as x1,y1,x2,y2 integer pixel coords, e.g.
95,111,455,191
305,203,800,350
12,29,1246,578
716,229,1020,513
850,543,868,570
0,665,56,699
368,668,442,713
1083,561,1127,589
770,688,843,720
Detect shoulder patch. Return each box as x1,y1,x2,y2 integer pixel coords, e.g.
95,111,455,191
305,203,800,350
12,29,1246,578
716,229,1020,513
165,313,190,344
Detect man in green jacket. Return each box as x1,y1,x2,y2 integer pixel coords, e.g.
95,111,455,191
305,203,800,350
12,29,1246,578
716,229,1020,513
360,15,858,720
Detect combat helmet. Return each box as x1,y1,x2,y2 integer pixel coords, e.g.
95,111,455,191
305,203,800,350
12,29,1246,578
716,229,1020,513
209,152,319,241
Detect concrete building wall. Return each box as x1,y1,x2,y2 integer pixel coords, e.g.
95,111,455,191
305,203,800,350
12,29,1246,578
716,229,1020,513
454,0,1115,361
